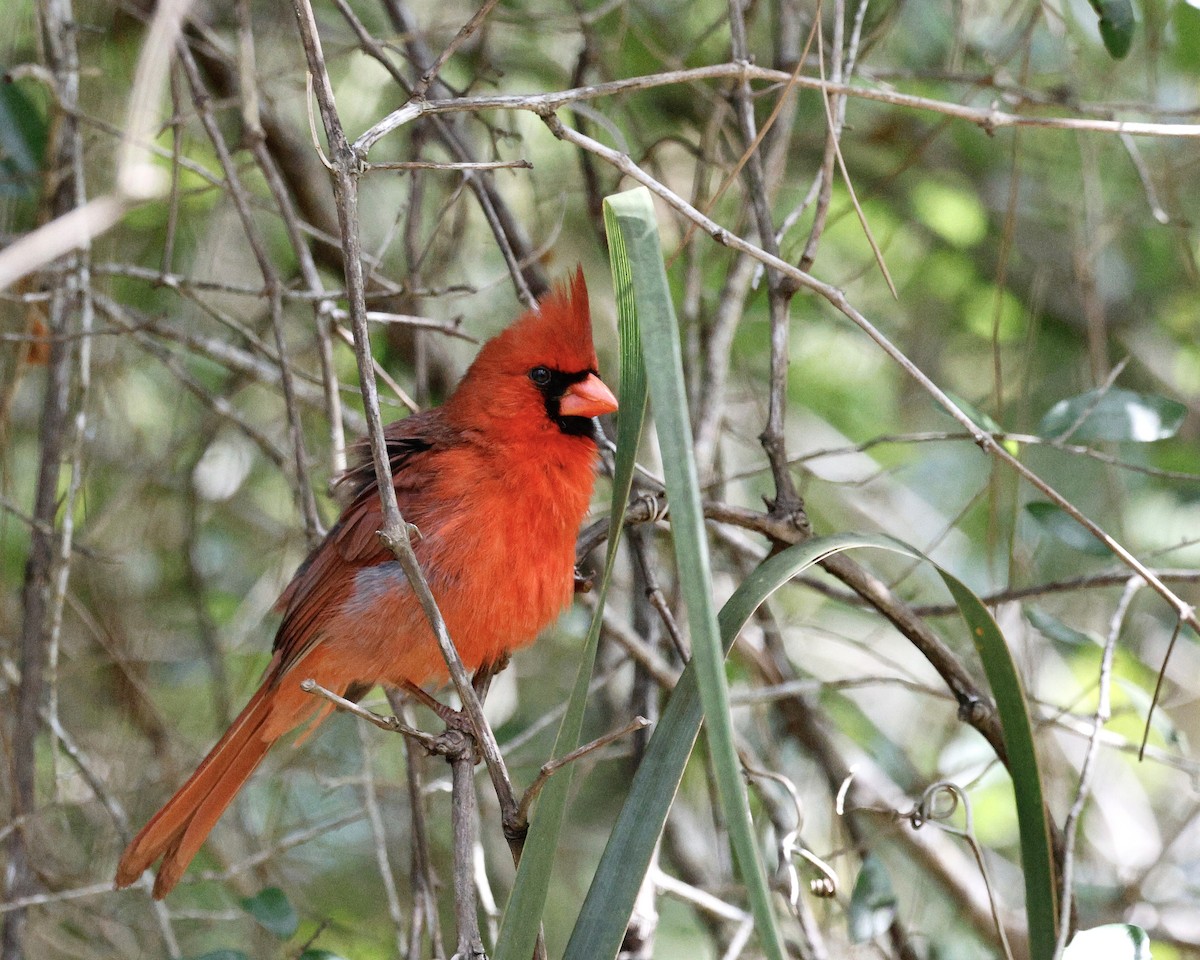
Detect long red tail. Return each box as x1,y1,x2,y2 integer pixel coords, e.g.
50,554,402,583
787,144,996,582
114,672,323,898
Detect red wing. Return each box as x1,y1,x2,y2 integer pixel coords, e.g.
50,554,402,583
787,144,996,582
269,411,455,672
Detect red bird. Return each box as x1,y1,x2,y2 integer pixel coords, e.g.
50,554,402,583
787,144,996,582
115,270,617,898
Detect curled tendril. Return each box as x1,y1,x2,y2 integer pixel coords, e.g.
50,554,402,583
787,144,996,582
809,875,837,898
743,763,840,904
911,780,962,829
635,491,669,523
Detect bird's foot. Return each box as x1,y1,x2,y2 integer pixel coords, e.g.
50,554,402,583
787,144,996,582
573,564,594,593
400,680,462,726
400,681,483,762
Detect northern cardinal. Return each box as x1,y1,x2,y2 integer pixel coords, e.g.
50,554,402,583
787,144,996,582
115,270,617,898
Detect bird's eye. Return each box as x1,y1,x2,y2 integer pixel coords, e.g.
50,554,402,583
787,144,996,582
529,365,552,386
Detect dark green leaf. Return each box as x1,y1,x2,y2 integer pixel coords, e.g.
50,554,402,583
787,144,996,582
1025,606,1100,647
565,536,850,960
1063,924,1151,959
1025,502,1111,556
239,887,298,939
299,952,350,960
190,952,250,960
941,391,1004,435
0,79,47,199
1036,388,1184,443
939,572,1059,958
848,854,897,942
609,187,787,959
1173,1,1200,71
1093,0,1136,58
566,188,792,960
492,190,649,960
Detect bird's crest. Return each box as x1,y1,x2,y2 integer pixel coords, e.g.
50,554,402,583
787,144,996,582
467,267,598,377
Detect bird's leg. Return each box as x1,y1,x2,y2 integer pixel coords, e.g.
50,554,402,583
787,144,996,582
470,652,511,702
573,563,594,593
400,682,484,765
400,680,462,727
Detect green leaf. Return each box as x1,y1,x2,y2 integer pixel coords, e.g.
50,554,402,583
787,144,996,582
191,952,250,960
847,853,897,943
0,78,46,199
911,182,988,248
299,952,351,960
939,392,1019,455
1036,388,1184,443
1091,0,1136,58
1063,924,1152,959
1025,502,1111,556
941,392,1004,434
1025,606,1100,647
938,572,1059,959
566,551,839,960
1174,0,1200,72
239,887,298,939
491,208,649,960
1114,678,1185,750
568,531,1058,960
601,186,786,960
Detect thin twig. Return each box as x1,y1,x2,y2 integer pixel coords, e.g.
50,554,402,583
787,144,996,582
407,0,504,103
356,721,409,955
176,40,323,543
449,734,487,960
4,0,90,945
301,679,440,749
333,0,545,305
514,716,651,829
1053,577,1141,958
352,63,1200,159
539,112,1200,643
385,690,446,960
364,158,532,171
290,1,524,910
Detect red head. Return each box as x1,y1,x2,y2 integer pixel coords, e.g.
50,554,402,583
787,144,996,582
447,268,618,438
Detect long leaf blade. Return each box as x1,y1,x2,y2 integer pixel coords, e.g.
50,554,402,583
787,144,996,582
593,187,787,960
567,530,1057,959
492,254,648,960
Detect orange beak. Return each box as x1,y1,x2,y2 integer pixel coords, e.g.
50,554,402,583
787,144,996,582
558,373,619,418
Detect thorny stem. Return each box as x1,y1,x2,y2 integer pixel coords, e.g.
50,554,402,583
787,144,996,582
289,0,522,852
513,716,651,829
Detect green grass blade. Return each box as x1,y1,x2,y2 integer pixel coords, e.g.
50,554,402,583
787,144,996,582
491,243,649,959
939,572,1058,958
565,536,854,960
567,528,1057,959
594,187,787,960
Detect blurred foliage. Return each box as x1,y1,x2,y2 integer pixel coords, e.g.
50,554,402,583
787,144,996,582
3,0,1200,957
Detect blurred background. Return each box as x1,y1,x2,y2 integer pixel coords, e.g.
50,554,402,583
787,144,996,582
2,0,1200,956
